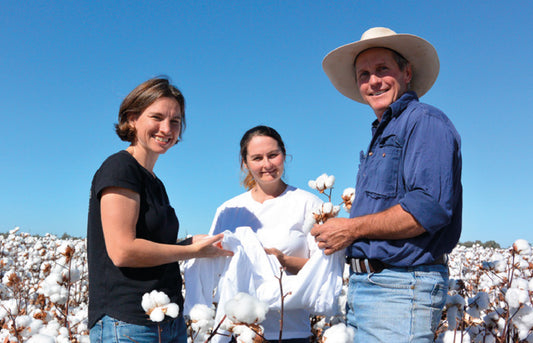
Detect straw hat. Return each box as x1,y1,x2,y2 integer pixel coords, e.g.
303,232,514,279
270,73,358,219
322,27,440,103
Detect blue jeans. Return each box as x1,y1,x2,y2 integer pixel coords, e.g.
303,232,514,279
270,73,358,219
90,315,187,343
346,264,448,343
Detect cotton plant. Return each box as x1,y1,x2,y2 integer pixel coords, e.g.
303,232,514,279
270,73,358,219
186,304,216,343
0,229,89,342
141,290,180,322
3,228,533,342
436,238,533,342
222,292,269,343
307,173,355,225
320,323,355,343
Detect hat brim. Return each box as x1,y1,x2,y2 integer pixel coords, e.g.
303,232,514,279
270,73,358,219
322,33,439,103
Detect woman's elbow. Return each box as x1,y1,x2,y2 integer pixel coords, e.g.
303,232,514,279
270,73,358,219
107,247,134,267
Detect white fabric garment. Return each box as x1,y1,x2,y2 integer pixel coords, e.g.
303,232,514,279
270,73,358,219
209,186,321,261
204,185,323,339
183,227,344,342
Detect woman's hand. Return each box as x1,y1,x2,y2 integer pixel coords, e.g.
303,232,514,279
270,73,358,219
264,247,307,275
264,247,285,265
191,233,233,258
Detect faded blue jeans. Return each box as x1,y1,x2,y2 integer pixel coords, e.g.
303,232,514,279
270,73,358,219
346,264,448,343
89,315,187,343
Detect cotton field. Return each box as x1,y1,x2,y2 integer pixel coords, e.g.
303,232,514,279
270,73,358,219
1,227,532,343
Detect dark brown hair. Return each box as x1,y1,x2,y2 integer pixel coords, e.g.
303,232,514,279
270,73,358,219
115,77,186,143
239,125,286,190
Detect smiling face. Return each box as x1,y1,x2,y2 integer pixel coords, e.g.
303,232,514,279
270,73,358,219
244,135,285,189
355,48,412,120
129,97,182,160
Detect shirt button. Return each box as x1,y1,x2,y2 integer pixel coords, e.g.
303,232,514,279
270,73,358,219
368,152,373,156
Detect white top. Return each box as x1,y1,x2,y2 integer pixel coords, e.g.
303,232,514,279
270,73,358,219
208,185,323,339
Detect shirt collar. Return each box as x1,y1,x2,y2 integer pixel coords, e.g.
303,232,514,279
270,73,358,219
372,91,419,129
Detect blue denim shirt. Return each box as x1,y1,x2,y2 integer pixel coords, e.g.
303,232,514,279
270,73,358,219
348,91,462,266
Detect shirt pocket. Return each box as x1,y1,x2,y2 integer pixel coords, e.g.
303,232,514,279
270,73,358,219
364,134,402,198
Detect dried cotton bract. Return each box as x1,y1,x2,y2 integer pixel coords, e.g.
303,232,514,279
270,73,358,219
341,188,355,212
313,203,341,224
141,290,180,322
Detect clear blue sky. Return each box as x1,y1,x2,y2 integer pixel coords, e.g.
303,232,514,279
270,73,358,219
1,1,531,248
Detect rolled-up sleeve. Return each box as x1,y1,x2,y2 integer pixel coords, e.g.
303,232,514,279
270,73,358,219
399,111,461,234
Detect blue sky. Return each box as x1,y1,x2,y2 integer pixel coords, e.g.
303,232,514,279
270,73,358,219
1,1,531,248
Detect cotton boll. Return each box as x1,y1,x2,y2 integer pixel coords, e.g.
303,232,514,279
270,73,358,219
69,267,81,282
152,290,171,306
323,323,355,343
232,325,257,343
512,305,533,341
49,285,69,304
0,298,19,318
150,307,165,322
493,259,507,273
308,180,317,190
164,303,180,318
506,288,529,309
322,203,333,214
513,239,532,255
325,175,335,189
315,175,326,191
141,292,157,312
511,277,529,291
27,334,55,343
224,292,269,324
189,304,215,322
441,330,471,343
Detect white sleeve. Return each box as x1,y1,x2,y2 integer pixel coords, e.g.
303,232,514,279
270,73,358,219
208,206,223,235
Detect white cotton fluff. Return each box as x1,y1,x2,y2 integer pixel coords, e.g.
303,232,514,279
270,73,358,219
467,292,491,318
325,175,335,189
441,330,471,343
342,188,355,200
27,334,56,343
322,323,355,343
232,325,258,343
142,290,170,312
165,303,180,318
141,290,180,322
513,239,532,255
224,292,269,324
15,314,32,328
308,180,317,190
512,305,533,341
0,298,19,318
149,307,166,322
505,287,529,309
511,277,530,291
322,202,334,214
189,304,215,321
315,174,327,190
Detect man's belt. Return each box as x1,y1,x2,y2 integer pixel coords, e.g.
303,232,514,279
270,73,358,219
346,254,448,274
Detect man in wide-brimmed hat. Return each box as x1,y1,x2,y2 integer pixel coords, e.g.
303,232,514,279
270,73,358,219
312,27,462,342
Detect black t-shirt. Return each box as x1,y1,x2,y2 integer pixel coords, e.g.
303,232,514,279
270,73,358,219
87,150,183,328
